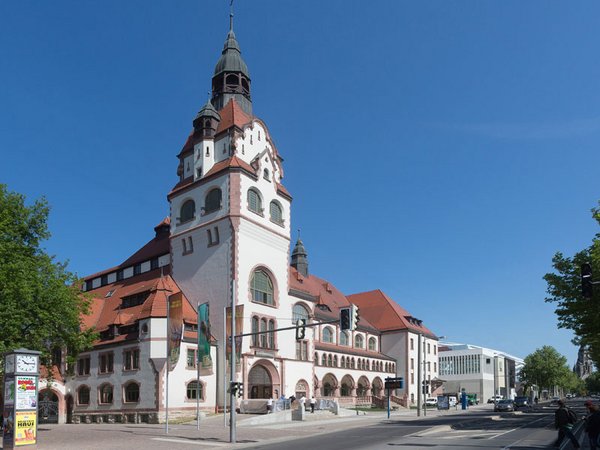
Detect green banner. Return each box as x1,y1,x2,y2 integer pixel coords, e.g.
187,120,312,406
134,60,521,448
197,303,212,369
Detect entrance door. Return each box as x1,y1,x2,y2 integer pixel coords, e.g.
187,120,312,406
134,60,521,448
38,390,59,424
248,365,272,399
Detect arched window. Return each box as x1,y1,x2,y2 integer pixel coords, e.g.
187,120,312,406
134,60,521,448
251,270,274,305
251,316,259,346
204,188,222,214
124,382,140,403
77,386,90,405
263,168,270,181
355,334,364,348
99,384,113,404
351,358,355,369
368,337,377,351
247,189,262,214
322,327,333,343
180,199,195,223
292,304,309,322
268,319,275,349
340,331,349,346
314,353,319,365
269,201,283,225
341,356,346,368
186,381,203,400
321,354,327,366
328,354,333,367
333,355,338,367
260,318,267,348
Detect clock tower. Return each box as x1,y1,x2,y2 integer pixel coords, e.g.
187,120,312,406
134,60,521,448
168,15,296,404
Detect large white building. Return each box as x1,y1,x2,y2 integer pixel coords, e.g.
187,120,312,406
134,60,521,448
36,16,440,425
438,342,523,403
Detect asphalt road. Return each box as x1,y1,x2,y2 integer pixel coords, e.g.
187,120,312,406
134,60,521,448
243,405,564,450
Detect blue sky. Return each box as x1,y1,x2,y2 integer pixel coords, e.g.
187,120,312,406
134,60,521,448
2,1,599,366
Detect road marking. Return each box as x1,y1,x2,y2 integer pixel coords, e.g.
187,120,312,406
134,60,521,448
152,437,231,447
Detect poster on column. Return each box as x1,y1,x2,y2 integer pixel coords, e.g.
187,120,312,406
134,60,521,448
3,407,15,447
167,292,184,371
4,375,15,405
15,376,37,410
225,305,244,368
14,411,36,446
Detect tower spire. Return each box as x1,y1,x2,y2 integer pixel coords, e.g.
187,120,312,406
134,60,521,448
229,0,234,31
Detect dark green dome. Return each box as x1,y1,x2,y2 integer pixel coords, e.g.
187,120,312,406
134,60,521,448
214,30,250,78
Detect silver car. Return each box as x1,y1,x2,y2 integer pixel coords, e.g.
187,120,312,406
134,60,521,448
494,399,514,412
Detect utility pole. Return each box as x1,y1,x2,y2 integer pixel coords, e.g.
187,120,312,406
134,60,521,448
229,284,236,444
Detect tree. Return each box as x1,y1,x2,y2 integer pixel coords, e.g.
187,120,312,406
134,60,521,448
544,201,600,367
0,184,96,374
520,346,574,395
586,372,600,395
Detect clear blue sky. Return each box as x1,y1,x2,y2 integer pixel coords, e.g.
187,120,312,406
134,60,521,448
2,1,599,366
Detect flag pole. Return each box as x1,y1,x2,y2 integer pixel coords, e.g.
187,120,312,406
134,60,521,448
197,302,201,430
165,297,170,434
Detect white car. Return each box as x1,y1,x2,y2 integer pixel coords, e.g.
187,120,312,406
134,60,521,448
487,395,504,403
425,397,438,407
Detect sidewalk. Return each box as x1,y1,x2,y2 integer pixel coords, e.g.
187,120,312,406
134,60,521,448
7,404,568,450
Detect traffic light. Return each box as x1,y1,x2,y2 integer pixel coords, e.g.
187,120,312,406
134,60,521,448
340,308,351,330
350,305,359,331
237,382,244,398
295,319,306,340
229,381,238,395
581,263,593,298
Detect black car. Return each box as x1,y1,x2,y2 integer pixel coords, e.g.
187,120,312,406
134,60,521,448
514,396,529,408
494,399,514,412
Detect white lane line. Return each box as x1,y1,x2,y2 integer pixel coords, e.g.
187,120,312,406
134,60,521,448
496,415,551,444
152,437,231,447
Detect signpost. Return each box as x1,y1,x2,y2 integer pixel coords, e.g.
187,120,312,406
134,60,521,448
384,377,404,419
3,348,41,450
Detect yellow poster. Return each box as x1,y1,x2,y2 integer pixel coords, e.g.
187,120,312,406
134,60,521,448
14,411,36,446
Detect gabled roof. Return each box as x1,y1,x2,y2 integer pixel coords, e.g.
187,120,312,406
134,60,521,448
215,98,252,134
347,289,437,338
83,267,197,346
288,267,378,332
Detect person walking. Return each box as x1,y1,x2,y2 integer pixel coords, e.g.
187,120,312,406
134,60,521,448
266,397,273,414
584,400,600,450
554,399,580,448
310,395,316,413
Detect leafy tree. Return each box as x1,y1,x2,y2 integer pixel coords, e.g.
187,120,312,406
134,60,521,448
586,372,600,395
520,346,574,394
544,202,600,367
0,184,96,375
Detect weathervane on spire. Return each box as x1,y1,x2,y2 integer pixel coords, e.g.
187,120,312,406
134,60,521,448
230,0,234,31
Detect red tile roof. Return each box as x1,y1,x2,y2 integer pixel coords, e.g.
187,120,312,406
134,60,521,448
82,267,197,346
203,156,256,178
215,99,252,134
347,290,437,338
288,267,377,331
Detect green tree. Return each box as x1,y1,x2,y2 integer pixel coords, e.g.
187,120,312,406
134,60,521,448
0,184,96,374
544,202,600,367
586,372,600,394
520,346,573,394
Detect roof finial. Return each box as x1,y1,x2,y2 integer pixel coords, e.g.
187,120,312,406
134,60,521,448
229,0,234,31
297,228,301,241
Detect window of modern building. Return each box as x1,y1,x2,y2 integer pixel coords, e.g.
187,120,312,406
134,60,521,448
322,327,333,343
204,188,222,214
124,382,140,403
77,356,90,376
247,189,262,214
434,362,437,372
269,201,283,225
77,386,90,405
123,348,139,371
251,270,274,305
410,358,414,370
368,337,377,351
354,334,364,348
410,338,414,350
340,331,349,346
99,384,113,405
410,373,414,384
186,381,203,400
180,199,196,223
99,352,113,374
427,343,431,354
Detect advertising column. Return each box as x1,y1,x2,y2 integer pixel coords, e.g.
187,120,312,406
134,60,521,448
2,349,41,449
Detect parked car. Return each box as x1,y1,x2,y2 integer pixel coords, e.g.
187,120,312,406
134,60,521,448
550,396,561,405
425,397,438,407
467,394,479,405
487,395,504,403
494,399,514,412
513,396,530,408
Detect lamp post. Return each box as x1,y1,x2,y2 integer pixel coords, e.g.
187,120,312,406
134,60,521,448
493,354,498,406
417,332,422,417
